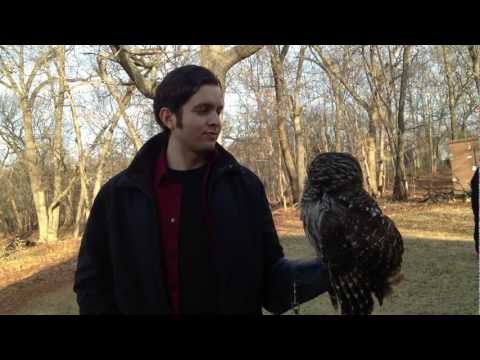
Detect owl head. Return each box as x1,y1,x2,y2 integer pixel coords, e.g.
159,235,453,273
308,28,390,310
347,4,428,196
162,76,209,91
305,152,364,196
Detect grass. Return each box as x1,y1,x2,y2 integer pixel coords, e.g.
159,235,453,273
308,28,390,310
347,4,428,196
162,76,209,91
12,282,78,315
272,201,479,315
2,200,478,315
276,235,478,315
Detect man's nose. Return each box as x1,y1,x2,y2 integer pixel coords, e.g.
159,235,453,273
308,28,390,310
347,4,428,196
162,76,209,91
208,112,222,127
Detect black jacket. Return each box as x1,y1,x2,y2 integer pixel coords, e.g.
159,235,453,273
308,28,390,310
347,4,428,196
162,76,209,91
471,167,479,253
73,132,330,315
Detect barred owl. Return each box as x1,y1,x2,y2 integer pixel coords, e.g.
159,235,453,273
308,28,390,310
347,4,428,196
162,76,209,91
300,152,404,315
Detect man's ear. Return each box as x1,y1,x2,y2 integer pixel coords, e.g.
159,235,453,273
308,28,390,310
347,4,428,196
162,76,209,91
159,107,176,130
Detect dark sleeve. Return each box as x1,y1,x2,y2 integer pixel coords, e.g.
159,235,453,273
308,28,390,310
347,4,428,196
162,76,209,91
471,168,479,253
254,179,330,314
73,184,119,315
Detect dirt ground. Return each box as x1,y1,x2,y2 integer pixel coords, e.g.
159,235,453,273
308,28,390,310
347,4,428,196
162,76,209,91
0,198,477,315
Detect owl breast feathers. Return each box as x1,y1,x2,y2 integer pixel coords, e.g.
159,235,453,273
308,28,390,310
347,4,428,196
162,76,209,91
300,152,404,315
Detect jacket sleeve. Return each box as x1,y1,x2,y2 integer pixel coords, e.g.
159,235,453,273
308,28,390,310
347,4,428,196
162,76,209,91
73,184,119,315
255,179,331,314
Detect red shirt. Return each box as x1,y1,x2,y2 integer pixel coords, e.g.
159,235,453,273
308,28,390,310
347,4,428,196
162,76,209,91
153,149,218,316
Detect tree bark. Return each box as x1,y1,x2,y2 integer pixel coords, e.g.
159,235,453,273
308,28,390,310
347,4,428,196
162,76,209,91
47,46,66,243
468,46,480,96
10,198,22,231
378,124,386,197
73,183,85,239
21,100,49,243
331,78,344,152
66,86,91,223
367,103,380,197
393,46,412,201
291,46,307,198
270,46,300,203
442,46,458,140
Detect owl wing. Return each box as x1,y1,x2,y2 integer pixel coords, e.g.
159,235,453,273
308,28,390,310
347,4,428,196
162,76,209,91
301,195,351,266
345,193,404,306
302,195,374,314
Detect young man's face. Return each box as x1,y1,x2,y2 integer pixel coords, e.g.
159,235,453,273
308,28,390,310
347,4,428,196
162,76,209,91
164,84,223,153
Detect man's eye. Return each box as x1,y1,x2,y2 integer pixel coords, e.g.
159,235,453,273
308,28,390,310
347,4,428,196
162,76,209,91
196,106,209,114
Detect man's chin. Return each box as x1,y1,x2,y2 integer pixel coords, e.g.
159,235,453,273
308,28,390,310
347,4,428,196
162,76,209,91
196,142,216,154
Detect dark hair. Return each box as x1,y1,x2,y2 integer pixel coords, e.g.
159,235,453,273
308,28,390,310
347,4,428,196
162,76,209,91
153,65,221,131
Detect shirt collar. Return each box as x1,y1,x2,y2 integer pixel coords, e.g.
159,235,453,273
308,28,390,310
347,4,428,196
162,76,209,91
154,148,219,186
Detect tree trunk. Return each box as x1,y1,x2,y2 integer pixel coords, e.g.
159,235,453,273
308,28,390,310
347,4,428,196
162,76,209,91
293,108,306,197
442,46,458,140
200,45,263,146
367,103,380,198
468,46,480,96
47,46,66,243
73,183,85,239
10,198,22,232
21,101,49,243
66,87,91,222
393,46,412,201
426,114,435,175
279,150,288,210
64,191,74,228
291,46,307,198
332,79,343,152
270,46,300,203
378,125,386,197
200,46,229,89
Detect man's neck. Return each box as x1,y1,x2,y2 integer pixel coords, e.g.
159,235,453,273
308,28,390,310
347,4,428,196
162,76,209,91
166,136,207,171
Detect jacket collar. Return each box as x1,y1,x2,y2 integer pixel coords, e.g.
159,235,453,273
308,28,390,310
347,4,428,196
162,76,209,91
120,131,241,195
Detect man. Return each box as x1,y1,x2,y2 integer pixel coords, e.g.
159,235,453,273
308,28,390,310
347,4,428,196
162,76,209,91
471,167,478,254
74,65,330,315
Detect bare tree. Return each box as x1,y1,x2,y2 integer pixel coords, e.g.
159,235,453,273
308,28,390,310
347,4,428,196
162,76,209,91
46,45,66,242
392,46,412,201
311,45,381,197
96,56,142,151
289,46,308,197
468,45,480,96
0,46,57,243
109,45,263,144
442,46,460,140
270,45,301,203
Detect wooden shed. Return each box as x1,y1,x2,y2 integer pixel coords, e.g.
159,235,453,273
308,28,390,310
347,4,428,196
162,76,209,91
448,136,479,193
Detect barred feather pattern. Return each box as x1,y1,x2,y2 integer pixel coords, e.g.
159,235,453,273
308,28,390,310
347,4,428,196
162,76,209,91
300,152,404,315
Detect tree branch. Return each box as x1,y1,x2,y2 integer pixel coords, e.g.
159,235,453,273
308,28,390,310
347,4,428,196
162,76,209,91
0,57,20,94
49,170,79,211
30,79,55,107
224,45,263,71
311,45,370,111
110,45,155,99
25,47,56,94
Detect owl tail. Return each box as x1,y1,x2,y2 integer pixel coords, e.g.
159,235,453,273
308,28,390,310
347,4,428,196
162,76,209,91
333,272,374,315
373,224,405,305
380,272,405,301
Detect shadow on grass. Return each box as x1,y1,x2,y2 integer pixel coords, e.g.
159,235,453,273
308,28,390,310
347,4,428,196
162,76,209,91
278,235,479,315
2,235,478,315
0,256,79,315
